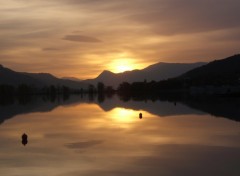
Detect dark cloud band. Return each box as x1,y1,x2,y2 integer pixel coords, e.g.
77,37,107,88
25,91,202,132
63,35,102,43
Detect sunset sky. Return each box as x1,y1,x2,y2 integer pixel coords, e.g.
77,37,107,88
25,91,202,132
1,0,240,79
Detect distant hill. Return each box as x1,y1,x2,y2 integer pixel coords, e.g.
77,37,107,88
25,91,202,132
0,65,87,89
0,65,42,86
62,77,82,82
84,62,206,88
180,54,240,85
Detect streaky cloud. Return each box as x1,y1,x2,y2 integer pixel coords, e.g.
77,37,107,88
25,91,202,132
42,48,60,51
63,35,102,43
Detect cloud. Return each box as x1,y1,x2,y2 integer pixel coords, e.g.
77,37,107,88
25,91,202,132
57,170,135,176
1,0,240,79
59,0,240,34
65,140,103,149
42,48,60,51
63,35,102,43
126,0,240,35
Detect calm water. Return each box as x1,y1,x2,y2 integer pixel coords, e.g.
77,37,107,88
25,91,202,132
0,95,240,176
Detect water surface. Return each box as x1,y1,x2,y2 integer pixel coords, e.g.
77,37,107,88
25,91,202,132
0,95,240,176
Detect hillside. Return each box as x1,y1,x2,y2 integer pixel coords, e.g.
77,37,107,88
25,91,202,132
0,65,87,89
0,65,42,86
181,54,240,85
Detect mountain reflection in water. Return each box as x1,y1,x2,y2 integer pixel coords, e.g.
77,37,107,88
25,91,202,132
0,94,239,125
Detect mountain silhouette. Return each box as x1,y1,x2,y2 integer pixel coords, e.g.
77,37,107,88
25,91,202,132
62,77,82,82
180,54,240,85
1,54,239,89
84,62,206,87
0,65,87,89
0,65,42,86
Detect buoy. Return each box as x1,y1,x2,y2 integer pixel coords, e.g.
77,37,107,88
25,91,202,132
22,133,28,146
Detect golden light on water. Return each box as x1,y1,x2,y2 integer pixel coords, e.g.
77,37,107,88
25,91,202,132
110,108,138,124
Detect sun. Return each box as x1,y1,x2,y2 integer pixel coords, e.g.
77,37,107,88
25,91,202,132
110,58,135,73
116,65,133,73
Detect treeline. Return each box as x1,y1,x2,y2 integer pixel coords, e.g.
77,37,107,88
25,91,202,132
0,84,73,96
117,75,240,93
87,82,115,94
0,83,115,105
2,76,239,98
0,82,115,96
116,77,240,99
117,79,186,95
0,84,73,105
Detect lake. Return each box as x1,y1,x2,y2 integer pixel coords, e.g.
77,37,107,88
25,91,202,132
0,95,240,176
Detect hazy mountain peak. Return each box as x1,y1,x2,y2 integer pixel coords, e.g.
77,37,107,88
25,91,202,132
97,70,115,77
0,64,16,73
62,77,82,82
102,70,114,74
0,64,8,70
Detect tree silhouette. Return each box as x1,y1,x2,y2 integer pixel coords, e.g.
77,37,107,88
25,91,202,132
97,82,105,93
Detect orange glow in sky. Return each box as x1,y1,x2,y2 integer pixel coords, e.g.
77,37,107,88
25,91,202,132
0,1,239,79
109,59,135,73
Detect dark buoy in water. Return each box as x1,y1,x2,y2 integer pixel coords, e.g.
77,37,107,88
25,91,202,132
22,133,28,146
139,113,142,119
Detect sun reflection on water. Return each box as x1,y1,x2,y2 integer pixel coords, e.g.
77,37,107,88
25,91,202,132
109,108,139,124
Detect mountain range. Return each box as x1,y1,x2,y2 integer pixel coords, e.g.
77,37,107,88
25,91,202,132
0,61,206,89
0,65,87,89
1,54,240,89
84,62,206,88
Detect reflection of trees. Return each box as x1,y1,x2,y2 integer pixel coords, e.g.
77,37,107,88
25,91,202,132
116,91,240,122
97,82,105,93
182,97,240,122
0,93,239,127
88,84,96,94
98,93,105,103
97,82,105,103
